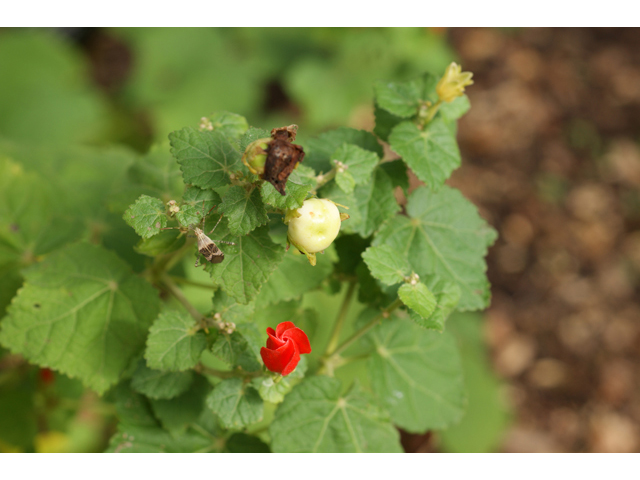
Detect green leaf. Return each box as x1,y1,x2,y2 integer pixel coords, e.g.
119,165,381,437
211,324,262,372
123,195,168,239
361,244,410,285
175,185,222,228
374,79,422,118
113,383,158,428
440,95,471,122
204,111,249,140
398,281,438,326
211,289,255,324
365,317,466,432
320,166,399,238
106,423,212,453
409,276,461,331
0,373,37,450
150,375,211,433
0,157,83,258
256,250,333,307
260,164,316,210
127,147,184,201
373,104,404,143
335,170,356,194
389,118,460,191
332,144,379,188
251,356,307,404
205,219,285,305
270,376,402,452
130,360,194,400
438,313,512,452
304,127,384,174
373,186,497,310
0,243,160,394
219,186,269,236
170,127,241,189
134,229,186,257
379,159,409,195
239,127,271,152
225,433,270,453
0,30,108,146
145,310,208,372
206,377,263,429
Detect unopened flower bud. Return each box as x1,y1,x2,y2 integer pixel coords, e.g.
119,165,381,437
436,62,474,103
241,138,270,175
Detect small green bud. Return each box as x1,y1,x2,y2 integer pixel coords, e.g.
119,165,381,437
242,138,270,175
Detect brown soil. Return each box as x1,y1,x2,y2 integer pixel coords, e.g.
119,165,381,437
445,27,640,453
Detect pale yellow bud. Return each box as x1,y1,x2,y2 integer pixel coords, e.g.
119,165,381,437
436,62,474,103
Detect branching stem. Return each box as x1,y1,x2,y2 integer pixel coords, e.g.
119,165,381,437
324,281,357,357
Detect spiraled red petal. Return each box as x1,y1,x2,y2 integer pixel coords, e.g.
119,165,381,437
282,327,311,354
266,327,285,349
260,339,296,374
280,341,301,376
275,321,297,338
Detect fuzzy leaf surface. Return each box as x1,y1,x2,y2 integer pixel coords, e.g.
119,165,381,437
0,243,160,394
130,360,194,400
205,111,249,140
409,276,461,331
373,186,497,310
320,167,399,238
269,376,402,453
361,244,410,285
389,118,460,191
219,186,269,237
374,79,423,118
304,127,383,174
170,127,241,189
365,317,466,432
211,323,262,372
332,144,379,190
206,377,263,429
150,376,211,433
398,282,437,323
260,164,316,210
205,219,285,305
145,310,207,372
176,186,221,228
123,195,167,239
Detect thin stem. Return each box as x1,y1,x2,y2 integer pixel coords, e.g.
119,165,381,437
311,168,337,194
198,364,263,380
324,281,357,356
330,298,403,358
169,275,215,290
162,275,204,322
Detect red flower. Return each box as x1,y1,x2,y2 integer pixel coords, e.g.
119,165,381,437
260,321,311,376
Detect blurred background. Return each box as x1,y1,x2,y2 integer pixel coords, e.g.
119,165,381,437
0,27,639,453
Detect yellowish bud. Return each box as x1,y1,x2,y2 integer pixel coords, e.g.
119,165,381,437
436,62,474,103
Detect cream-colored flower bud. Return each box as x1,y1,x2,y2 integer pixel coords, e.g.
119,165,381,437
436,62,474,103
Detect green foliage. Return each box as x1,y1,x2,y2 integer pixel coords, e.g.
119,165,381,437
219,186,269,236
206,377,263,429
270,376,402,452
0,243,160,394
205,220,285,305
124,195,168,239
0,37,502,452
170,127,242,189
365,317,466,432
131,360,194,400
373,186,497,310
145,310,208,372
389,119,460,191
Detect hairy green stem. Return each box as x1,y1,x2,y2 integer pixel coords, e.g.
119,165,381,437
198,364,263,380
324,281,357,357
162,275,204,322
312,168,337,194
330,297,403,358
169,275,216,290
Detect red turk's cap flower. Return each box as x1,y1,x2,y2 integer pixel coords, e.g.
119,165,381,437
260,321,311,376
